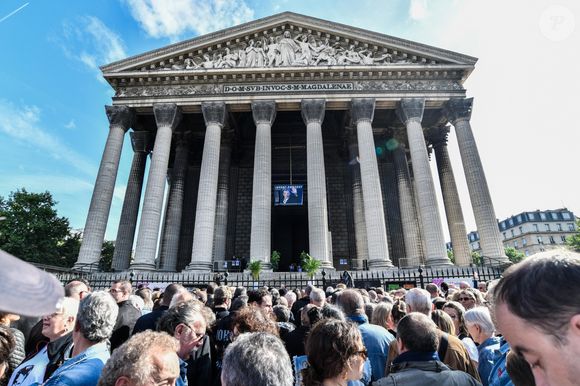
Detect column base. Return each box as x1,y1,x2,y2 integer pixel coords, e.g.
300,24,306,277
129,262,157,271
184,261,213,272
425,256,454,267
319,261,335,271
72,260,100,272
368,259,394,270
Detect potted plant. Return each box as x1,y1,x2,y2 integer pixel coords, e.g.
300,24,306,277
271,250,281,271
249,260,262,280
300,251,321,279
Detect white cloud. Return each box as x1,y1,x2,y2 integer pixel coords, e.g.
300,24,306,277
64,119,76,129
409,0,428,21
122,0,254,40
113,184,127,202
0,174,93,195
0,100,97,177
60,16,127,76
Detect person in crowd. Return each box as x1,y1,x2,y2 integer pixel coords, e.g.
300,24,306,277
430,309,455,335
425,283,440,300
8,297,79,386
390,300,407,337
464,307,501,386
284,291,297,310
232,287,246,300
505,351,535,386
494,249,580,386
454,289,479,310
374,313,482,386
97,331,180,386
309,287,326,308
272,305,295,341
42,291,118,386
233,306,278,339
302,319,368,386
213,286,232,321
221,332,292,386
247,289,273,315
0,313,24,386
336,289,395,382
371,302,394,333
213,297,247,385
135,287,154,312
109,280,141,351
320,304,345,321
206,283,217,309
283,304,321,359
0,326,15,382
459,281,471,290
291,285,313,325
128,295,145,314
133,284,186,335
442,301,479,364
157,300,210,386
385,288,480,382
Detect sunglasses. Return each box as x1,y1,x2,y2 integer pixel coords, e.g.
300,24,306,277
355,348,368,360
458,297,474,301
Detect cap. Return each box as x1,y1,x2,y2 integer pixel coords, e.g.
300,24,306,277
0,249,65,317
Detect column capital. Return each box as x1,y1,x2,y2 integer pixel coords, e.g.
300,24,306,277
201,102,227,127
153,103,182,131
301,99,326,124
425,125,450,148
445,97,473,123
105,105,135,131
130,131,154,153
350,98,375,124
396,98,425,125
251,100,277,125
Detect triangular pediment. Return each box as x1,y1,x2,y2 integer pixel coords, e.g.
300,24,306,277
101,12,476,76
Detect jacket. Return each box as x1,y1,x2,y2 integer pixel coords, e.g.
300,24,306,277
375,354,482,386
42,342,110,386
110,300,141,351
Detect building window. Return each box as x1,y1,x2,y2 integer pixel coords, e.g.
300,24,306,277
475,241,480,249
502,232,506,240
557,223,563,231
537,236,543,244
339,258,348,265
533,224,539,232
563,212,572,220
510,229,515,237
519,226,523,234
540,212,547,220
528,213,535,220
516,215,522,222
545,224,551,231
514,240,519,248
550,236,556,244
522,237,527,246
569,223,575,231
525,250,530,256
500,222,506,230
551,212,559,220
562,235,568,242
509,218,514,226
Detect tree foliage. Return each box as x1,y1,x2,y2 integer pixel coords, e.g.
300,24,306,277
99,240,115,271
0,189,80,267
300,251,321,279
566,219,580,252
505,247,525,264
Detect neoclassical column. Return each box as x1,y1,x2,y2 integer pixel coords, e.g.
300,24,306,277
249,101,276,270
212,129,234,262
132,104,182,271
427,126,471,266
392,144,424,267
187,102,226,271
350,98,393,269
158,132,190,271
76,105,134,269
397,98,451,266
112,131,153,271
445,98,507,264
301,99,333,269
347,131,368,270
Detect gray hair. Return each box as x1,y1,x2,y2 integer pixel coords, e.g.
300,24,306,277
284,291,296,304
97,331,179,386
128,295,145,311
464,307,495,335
310,287,325,304
221,332,293,386
371,302,394,330
335,289,365,316
320,304,345,321
77,291,118,343
405,288,432,315
158,300,207,336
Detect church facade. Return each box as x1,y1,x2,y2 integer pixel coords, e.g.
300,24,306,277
74,12,508,272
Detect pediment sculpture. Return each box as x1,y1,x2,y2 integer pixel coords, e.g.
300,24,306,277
161,30,414,72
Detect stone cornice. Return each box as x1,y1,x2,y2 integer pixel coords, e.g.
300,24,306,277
101,12,477,74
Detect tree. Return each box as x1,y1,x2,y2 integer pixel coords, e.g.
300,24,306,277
505,247,525,264
471,251,482,265
446,249,455,264
249,260,262,280
270,250,281,271
0,189,79,267
99,240,115,271
566,219,580,252
300,251,321,279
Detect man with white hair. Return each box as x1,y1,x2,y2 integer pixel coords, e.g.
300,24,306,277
309,287,326,308
384,288,480,381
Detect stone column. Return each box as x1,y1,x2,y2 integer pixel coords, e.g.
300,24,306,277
132,104,182,271
212,130,233,262
301,99,334,269
249,101,276,269
347,131,368,270
392,144,424,267
427,126,471,266
350,98,393,269
158,132,190,271
75,105,134,269
445,98,507,264
111,131,153,271
187,102,226,271
397,98,451,266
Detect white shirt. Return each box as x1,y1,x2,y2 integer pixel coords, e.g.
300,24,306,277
8,346,49,386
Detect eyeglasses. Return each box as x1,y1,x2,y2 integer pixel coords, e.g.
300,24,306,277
355,348,368,360
109,288,124,294
458,297,474,302
183,324,205,342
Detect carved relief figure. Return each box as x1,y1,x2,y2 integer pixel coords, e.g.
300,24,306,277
278,30,299,66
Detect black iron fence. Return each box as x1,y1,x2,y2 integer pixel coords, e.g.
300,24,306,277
53,265,504,291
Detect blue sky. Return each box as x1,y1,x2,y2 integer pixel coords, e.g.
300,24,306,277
0,0,578,242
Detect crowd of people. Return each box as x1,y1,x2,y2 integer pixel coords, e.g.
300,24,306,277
0,248,579,385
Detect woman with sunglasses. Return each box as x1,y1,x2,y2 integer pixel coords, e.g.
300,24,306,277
302,319,368,386
442,301,479,366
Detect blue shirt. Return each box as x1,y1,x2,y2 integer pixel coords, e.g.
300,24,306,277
488,338,513,386
176,358,188,386
347,314,395,382
41,342,110,386
478,336,501,386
